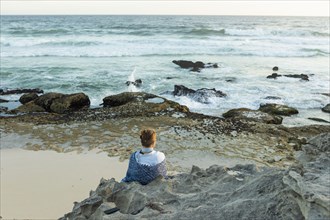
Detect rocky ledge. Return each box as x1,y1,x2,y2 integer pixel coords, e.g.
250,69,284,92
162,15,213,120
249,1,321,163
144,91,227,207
61,133,330,220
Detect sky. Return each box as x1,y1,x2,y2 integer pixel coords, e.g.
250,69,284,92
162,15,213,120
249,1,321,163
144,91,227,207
1,0,329,17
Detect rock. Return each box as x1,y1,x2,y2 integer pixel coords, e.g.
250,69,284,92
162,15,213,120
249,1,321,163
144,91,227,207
34,93,65,111
266,73,309,81
284,74,309,81
11,92,90,114
308,118,330,124
0,88,43,95
222,108,283,124
102,92,189,116
126,79,142,87
321,104,330,113
266,73,281,79
0,106,8,113
10,101,46,114
272,66,279,71
172,85,226,104
264,96,281,100
0,98,9,103
259,103,299,116
172,60,218,72
49,93,91,114
19,93,39,104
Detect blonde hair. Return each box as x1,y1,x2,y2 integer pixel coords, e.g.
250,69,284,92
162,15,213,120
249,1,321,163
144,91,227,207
140,129,156,148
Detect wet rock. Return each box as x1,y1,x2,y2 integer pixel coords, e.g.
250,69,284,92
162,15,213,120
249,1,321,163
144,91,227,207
0,98,9,103
49,93,91,114
266,73,309,81
12,92,90,114
0,88,44,95
223,108,283,124
19,93,39,104
259,103,299,116
308,118,330,124
102,92,189,115
172,60,218,72
266,73,282,79
284,74,309,81
321,104,330,113
11,101,46,114
34,93,65,111
0,106,8,113
172,85,226,104
272,66,279,71
126,79,142,87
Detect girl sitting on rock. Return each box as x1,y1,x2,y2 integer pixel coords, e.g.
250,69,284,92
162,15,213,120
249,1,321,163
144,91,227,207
122,129,167,185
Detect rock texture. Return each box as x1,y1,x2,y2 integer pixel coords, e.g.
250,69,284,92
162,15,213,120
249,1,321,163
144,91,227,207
11,92,90,114
61,133,330,220
259,103,299,116
102,92,189,115
172,60,218,72
322,104,330,113
19,93,39,104
222,108,283,124
266,73,309,81
171,85,226,104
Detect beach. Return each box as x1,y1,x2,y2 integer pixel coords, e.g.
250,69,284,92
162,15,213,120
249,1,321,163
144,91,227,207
0,15,329,219
0,148,127,219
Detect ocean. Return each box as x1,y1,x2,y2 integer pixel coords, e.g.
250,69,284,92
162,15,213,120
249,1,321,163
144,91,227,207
1,15,329,125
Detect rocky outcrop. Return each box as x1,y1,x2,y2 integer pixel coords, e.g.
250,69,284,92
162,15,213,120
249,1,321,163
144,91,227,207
102,92,189,115
0,88,44,95
267,73,309,81
222,108,283,124
172,60,218,72
259,103,299,116
61,133,330,220
126,79,142,87
322,104,330,113
11,92,90,114
19,93,39,104
171,85,226,104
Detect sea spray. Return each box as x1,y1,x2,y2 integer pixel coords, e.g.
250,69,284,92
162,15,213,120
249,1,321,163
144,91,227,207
127,68,140,92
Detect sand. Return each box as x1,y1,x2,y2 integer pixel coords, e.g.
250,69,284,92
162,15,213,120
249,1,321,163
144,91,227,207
0,148,127,219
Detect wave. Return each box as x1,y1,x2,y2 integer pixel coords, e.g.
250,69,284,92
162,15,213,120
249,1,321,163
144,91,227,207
1,50,328,58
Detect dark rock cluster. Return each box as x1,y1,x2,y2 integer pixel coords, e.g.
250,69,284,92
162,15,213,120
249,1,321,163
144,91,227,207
172,60,218,72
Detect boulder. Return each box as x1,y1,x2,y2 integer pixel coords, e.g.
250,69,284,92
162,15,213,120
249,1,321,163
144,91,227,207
0,98,9,103
172,60,218,72
223,108,283,124
272,66,279,71
10,101,46,114
308,118,330,124
321,104,330,113
102,92,189,116
264,96,281,100
49,93,91,114
19,93,39,104
34,93,65,111
172,85,226,104
259,103,299,116
12,92,90,114
0,106,8,113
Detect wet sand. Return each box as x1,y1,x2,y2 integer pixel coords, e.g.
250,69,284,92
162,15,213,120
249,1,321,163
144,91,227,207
0,148,127,219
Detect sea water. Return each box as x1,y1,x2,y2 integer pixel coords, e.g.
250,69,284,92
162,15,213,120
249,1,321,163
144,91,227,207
1,15,329,125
